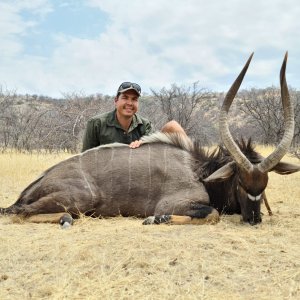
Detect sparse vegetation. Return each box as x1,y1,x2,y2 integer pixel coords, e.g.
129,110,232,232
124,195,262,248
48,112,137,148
0,84,299,153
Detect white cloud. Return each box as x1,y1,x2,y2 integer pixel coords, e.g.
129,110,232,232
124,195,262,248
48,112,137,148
1,0,300,96
0,0,52,55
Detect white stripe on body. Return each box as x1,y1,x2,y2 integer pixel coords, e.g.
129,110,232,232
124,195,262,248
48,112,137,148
128,148,132,194
147,144,152,205
79,153,96,205
110,148,115,202
163,145,168,192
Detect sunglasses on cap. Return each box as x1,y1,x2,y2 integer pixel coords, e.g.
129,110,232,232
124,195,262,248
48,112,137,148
117,82,141,95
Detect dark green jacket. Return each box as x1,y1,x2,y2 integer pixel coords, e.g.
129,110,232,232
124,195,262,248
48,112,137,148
82,109,153,152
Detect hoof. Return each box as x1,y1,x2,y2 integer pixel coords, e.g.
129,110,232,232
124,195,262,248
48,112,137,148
142,216,155,225
142,215,170,225
61,222,72,229
59,213,73,228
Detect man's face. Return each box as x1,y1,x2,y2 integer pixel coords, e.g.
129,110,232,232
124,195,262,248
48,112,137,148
115,90,139,118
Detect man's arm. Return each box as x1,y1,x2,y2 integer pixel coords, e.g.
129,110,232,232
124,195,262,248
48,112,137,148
161,120,187,136
129,140,143,148
144,120,154,135
82,119,100,152
129,120,153,149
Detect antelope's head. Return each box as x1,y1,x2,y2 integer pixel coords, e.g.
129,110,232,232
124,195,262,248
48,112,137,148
218,52,299,225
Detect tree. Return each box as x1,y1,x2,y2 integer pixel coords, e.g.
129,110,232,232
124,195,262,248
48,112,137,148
45,92,114,152
238,87,300,145
151,82,217,143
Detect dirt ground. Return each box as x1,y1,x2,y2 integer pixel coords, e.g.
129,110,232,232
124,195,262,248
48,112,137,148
0,150,299,299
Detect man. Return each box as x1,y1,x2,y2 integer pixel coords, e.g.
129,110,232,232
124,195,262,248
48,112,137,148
82,82,186,152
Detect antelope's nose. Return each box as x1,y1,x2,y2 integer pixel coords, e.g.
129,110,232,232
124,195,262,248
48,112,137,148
247,214,262,225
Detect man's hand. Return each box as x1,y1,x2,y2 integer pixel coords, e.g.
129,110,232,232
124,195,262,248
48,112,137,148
129,140,143,148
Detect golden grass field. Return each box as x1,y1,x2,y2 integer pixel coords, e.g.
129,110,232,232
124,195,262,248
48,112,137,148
0,147,299,300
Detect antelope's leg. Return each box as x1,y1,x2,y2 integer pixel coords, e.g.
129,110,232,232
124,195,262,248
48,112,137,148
143,205,220,225
263,192,273,216
12,212,73,225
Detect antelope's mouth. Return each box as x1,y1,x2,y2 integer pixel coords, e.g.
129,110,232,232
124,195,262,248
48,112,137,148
243,213,262,225
242,199,262,225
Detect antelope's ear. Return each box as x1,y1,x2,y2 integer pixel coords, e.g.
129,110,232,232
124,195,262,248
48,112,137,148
271,162,300,175
203,161,236,183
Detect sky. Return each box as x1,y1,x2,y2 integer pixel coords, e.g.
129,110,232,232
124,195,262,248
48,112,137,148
1,0,300,98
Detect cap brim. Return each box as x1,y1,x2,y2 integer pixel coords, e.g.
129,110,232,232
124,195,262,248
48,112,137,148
118,87,140,96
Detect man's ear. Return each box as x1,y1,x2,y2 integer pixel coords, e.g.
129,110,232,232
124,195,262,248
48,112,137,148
203,161,236,183
270,161,300,175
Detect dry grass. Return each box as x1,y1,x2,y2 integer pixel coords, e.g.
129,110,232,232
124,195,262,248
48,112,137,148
0,148,300,300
